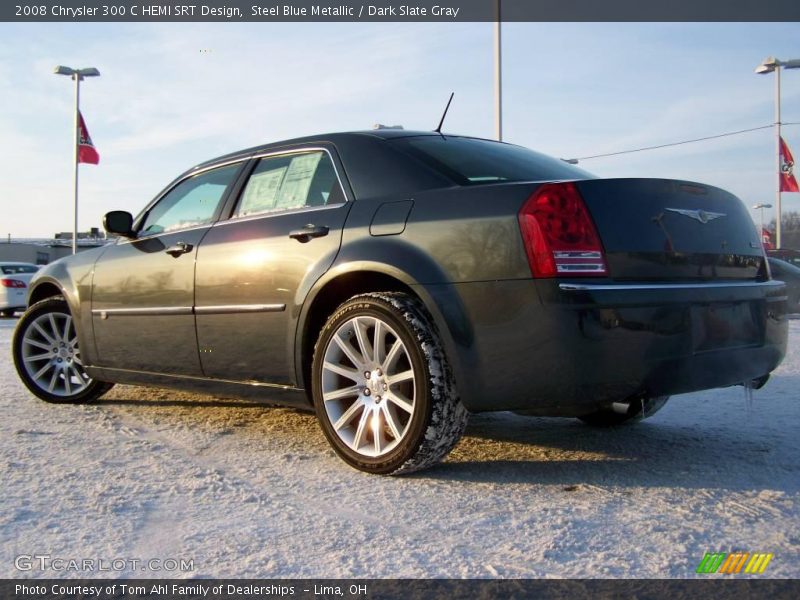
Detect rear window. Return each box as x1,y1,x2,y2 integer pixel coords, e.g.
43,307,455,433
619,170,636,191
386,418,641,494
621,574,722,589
390,136,594,186
1,265,38,274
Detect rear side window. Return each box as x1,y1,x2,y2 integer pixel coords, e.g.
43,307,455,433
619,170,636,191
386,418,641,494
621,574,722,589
391,136,594,185
234,151,344,218
1,265,38,274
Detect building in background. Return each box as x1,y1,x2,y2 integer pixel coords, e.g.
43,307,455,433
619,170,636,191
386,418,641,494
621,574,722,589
0,228,111,264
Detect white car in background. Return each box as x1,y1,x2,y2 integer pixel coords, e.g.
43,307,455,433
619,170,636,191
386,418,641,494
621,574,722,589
1,263,40,317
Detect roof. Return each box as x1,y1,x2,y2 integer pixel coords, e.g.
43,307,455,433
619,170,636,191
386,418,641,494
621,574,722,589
192,130,506,172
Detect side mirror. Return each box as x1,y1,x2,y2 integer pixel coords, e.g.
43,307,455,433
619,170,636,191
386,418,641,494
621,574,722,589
103,211,135,238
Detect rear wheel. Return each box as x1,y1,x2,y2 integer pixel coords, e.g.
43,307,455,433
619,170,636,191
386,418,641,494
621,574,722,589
578,395,669,427
13,297,113,403
312,292,468,475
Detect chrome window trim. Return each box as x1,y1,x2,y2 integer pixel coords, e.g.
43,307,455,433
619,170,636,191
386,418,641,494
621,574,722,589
559,281,786,292
115,223,214,245
248,146,351,201
186,156,253,177
224,147,351,223
119,158,251,245
211,201,346,228
117,147,348,244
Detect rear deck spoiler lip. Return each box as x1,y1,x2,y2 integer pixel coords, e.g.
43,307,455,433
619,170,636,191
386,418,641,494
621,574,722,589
559,280,785,292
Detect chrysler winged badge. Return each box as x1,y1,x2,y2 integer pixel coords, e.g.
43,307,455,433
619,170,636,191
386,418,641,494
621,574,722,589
664,208,726,224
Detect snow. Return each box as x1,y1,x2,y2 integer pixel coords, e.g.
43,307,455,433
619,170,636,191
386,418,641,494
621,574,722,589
1,316,798,578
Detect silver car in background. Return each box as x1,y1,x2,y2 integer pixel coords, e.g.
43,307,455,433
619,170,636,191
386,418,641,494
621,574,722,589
0,262,39,317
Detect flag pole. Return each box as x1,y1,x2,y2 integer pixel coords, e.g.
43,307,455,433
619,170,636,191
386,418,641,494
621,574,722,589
494,0,502,142
55,66,99,252
72,73,81,255
775,64,782,249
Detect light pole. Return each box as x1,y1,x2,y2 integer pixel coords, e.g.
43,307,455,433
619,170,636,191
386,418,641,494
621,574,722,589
54,65,100,254
494,0,502,141
752,202,773,242
755,56,800,250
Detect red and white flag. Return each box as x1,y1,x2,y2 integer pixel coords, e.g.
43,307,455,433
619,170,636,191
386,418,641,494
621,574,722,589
78,111,99,165
762,227,774,250
779,136,798,193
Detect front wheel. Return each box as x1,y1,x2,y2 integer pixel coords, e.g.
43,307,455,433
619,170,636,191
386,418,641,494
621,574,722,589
13,297,113,403
312,292,468,475
578,395,670,427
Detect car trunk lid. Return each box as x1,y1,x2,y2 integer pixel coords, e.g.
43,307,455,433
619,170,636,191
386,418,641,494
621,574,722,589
574,178,764,281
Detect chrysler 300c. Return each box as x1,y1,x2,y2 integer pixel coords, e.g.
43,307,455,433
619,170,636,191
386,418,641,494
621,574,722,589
12,130,788,474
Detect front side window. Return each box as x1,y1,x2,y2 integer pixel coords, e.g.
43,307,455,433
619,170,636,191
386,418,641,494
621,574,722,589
234,151,344,218
140,164,240,235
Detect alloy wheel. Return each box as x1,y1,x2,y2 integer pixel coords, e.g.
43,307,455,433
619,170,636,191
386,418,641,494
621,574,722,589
321,315,416,458
19,310,91,397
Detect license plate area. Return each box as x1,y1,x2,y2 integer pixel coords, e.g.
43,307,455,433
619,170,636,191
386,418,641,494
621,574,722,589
691,301,764,353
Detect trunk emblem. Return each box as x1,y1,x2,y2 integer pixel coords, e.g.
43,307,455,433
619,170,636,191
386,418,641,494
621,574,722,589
665,208,726,224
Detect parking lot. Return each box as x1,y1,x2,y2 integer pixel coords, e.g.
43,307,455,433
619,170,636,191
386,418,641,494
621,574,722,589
1,316,798,578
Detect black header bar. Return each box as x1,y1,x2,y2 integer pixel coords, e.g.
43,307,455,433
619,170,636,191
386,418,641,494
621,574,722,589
4,0,800,22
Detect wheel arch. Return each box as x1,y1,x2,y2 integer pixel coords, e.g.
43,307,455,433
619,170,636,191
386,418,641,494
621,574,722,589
26,257,100,368
295,262,463,401
28,280,66,306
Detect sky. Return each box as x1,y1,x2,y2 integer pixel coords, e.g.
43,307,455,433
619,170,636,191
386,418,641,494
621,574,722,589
1,21,799,237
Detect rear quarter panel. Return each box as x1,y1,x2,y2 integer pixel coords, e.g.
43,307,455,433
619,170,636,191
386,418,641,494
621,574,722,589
320,182,540,409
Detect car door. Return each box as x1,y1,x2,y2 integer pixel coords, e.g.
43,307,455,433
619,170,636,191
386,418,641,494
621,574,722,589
91,162,244,375
194,147,351,385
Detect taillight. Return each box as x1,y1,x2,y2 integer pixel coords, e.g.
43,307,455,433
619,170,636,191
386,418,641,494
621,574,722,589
518,182,607,277
1,278,27,288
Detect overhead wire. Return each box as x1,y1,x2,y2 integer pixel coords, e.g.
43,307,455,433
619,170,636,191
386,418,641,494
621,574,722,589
569,122,800,162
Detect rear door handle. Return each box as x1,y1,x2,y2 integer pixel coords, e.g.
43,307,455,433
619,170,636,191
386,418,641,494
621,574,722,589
165,242,193,257
289,224,329,243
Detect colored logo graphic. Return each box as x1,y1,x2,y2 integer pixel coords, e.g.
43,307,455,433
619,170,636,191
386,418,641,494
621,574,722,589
696,552,773,574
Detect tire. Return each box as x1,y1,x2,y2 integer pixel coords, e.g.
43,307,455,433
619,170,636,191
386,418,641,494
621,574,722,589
578,395,669,427
12,297,113,404
311,292,468,475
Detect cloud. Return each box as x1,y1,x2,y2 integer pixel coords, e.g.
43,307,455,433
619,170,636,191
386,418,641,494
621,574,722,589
2,22,800,237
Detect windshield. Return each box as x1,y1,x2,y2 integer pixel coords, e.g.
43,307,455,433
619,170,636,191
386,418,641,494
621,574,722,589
390,136,594,186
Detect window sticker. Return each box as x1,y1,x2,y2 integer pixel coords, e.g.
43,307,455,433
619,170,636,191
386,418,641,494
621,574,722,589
239,167,288,216
275,153,323,209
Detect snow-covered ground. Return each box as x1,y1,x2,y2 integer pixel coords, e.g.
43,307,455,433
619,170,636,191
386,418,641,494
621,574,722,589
1,317,798,579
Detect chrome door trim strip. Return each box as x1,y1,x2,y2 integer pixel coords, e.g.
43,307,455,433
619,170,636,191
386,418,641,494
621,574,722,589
93,304,287,318
559,281,785,292
92,306,194,319
194,304,286,315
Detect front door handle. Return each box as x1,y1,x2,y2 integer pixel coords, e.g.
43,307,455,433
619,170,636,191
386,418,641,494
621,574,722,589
289,224,329,243
165,242,193,257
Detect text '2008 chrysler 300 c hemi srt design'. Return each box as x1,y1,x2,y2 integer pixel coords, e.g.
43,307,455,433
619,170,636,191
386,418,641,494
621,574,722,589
12,130,788,474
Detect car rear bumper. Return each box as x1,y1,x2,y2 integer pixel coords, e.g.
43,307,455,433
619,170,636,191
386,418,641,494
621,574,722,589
1,289,28,311
421,279,788,415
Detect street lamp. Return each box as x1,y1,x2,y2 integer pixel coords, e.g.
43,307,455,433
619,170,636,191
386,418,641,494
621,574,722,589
494,0,502,141
54,65,100,254
752,202,773,239
755,56,800,250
